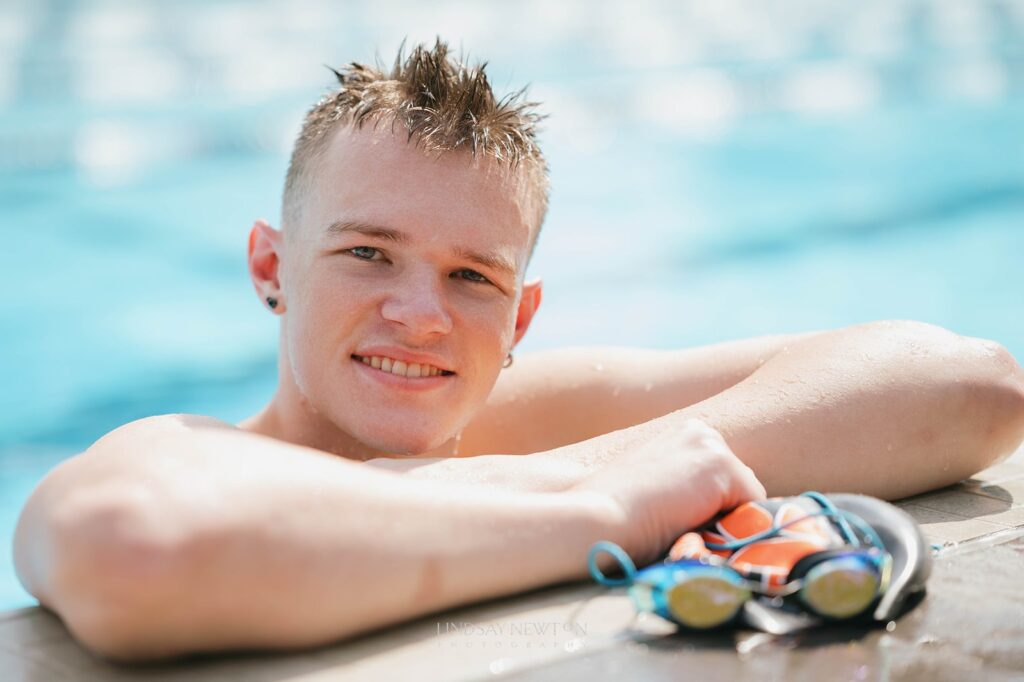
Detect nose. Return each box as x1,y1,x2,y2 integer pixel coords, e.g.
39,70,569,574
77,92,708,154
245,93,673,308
379,272,454,338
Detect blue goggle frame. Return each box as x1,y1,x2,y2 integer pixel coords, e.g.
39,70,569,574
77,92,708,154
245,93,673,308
588,492,894,629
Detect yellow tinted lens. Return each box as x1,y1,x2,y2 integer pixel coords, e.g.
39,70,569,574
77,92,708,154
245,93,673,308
802,556,880,619
666,576,748,629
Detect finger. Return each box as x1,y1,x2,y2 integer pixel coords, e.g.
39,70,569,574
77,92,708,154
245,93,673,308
732,462,767,503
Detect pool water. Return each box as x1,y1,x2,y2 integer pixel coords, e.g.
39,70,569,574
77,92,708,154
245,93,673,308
2,0,1023,609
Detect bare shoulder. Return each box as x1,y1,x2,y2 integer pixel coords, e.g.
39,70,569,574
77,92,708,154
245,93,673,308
24,415,227,491
460,334,819,456
91,413,238,452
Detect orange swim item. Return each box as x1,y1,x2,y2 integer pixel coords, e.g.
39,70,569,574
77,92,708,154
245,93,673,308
669,497,846,594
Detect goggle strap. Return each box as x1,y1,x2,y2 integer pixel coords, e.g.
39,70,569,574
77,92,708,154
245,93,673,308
705,496,887,554
802,492,859,544
587,540,638,587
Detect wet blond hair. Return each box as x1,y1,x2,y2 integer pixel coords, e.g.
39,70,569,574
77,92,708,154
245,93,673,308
282,39,549,236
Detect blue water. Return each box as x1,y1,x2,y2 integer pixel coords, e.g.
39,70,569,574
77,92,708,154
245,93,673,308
2,1,1023,610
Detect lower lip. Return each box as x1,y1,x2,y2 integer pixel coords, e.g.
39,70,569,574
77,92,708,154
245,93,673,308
352,358,454,392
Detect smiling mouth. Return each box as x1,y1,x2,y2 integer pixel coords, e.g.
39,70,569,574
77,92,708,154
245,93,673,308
352,354,456,379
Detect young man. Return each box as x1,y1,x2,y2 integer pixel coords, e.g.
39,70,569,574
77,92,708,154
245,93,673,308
14,41,1024,662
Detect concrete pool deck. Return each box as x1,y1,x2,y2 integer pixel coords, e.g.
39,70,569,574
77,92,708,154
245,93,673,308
4,443,1024,681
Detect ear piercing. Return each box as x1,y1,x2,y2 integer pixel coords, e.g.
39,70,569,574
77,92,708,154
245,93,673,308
266,296,278,310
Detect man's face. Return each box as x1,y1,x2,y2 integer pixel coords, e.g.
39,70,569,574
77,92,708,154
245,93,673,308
276,126,540,455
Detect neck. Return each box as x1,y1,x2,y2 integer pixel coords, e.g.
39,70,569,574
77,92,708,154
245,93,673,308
239,388,463,461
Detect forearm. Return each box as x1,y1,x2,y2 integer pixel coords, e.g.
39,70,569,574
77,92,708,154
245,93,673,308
383,322,1024,500
35,422,616,662
682,321,1024,499
370,417,675,493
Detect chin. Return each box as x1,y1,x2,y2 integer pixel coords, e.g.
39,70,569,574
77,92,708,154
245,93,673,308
358,425,454,457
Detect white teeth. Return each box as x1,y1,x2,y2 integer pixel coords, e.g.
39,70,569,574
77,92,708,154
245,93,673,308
358,355,447,378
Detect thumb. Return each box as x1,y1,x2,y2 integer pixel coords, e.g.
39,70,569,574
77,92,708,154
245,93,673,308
727,461,767,508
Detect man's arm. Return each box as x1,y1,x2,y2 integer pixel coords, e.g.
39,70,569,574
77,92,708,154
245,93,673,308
399,321,1024,499
460,330,822,455
13,415,762,662
12,416,605,661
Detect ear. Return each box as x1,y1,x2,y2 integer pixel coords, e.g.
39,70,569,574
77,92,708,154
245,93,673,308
248,219,285,312
512,277,543,347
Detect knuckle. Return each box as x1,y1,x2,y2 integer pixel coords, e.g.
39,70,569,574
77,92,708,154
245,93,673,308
681,418,719,439
679,418,709,433
699,434,731,457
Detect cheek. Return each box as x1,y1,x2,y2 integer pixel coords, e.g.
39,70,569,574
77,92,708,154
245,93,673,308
456,307,517,396
461,301,516,349
286,284,360,375
297,268,373,333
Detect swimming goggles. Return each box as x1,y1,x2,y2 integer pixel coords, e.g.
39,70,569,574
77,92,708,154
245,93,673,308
587,492,893,630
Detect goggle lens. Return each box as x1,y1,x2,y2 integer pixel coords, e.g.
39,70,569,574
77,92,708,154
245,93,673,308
800,554,881,619
665,571,749,629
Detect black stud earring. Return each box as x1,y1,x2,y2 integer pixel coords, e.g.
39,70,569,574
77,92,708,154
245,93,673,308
266,296,278,310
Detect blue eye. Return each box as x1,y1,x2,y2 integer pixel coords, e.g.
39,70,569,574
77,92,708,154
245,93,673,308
348,246,381,260
454,269,490,284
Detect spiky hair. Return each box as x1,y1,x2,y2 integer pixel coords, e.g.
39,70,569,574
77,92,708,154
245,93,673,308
282,39,549,231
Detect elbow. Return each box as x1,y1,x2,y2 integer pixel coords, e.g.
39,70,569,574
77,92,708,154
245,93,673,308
933,329,1024,475
860,321,1024,474
39,490,187,663
966,337,1024,467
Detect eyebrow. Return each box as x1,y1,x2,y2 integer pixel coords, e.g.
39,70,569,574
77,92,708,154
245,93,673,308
325,220,518,279
452,246,517,279
326,220,407,243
